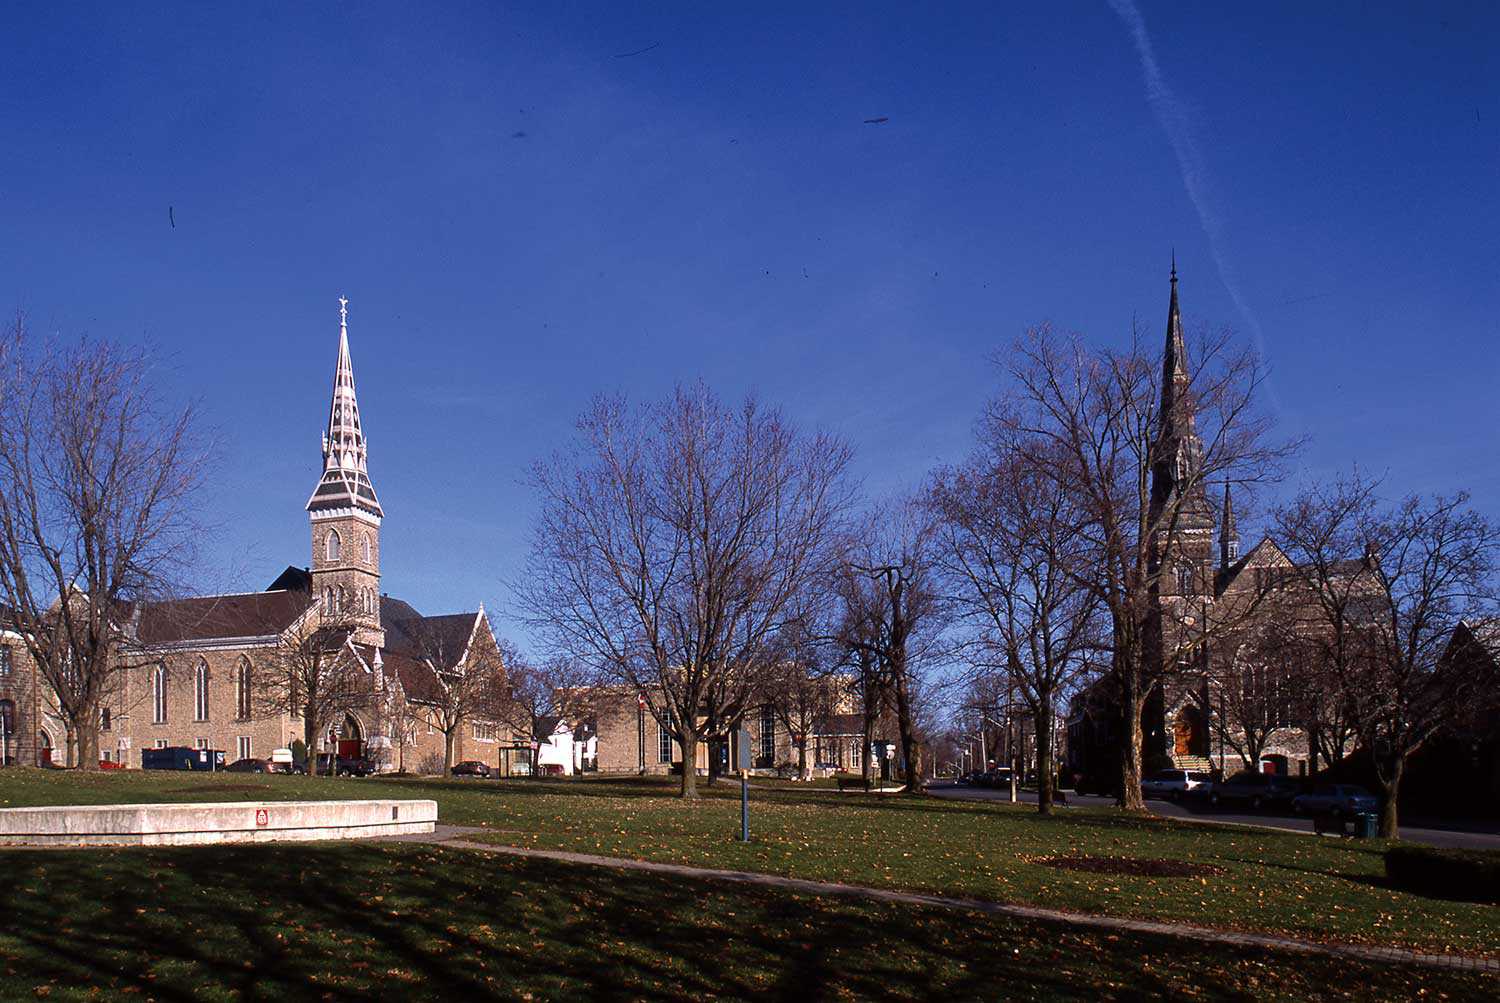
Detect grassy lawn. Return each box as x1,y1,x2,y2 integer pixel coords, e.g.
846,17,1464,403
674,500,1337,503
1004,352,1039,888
0,841,1491,1001
3,768,1497,962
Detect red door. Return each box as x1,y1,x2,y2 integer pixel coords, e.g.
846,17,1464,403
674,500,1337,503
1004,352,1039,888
337,739,362,759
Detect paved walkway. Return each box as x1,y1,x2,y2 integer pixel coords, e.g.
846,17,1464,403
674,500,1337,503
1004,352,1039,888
395,824,1499,976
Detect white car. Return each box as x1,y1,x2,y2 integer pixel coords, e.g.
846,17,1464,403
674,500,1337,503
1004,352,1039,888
1292,784,1378,817
1141,769,1213,799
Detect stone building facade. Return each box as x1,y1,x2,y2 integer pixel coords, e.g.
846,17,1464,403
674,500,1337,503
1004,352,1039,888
83,299,517,773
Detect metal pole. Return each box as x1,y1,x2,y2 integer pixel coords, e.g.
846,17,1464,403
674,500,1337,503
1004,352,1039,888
740,773,749,842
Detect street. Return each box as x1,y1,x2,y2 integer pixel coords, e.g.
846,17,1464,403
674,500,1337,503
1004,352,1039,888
927,782,1500,851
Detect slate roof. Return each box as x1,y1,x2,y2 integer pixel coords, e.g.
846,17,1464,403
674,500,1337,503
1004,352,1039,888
136,590,314,645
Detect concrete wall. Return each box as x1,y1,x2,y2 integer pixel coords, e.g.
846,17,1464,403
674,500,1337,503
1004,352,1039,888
0,798,437,847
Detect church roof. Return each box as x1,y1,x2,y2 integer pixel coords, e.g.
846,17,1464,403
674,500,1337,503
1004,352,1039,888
136,589,314,645
307,298,383,518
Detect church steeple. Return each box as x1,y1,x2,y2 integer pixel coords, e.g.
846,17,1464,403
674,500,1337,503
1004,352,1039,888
1219,481,1239,573
306,297,383,647
307,297,383,518
1148,262,1213,534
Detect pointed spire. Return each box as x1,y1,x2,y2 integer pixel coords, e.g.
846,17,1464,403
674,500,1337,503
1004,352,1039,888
1219,481,1239,571
1160,258,1189,423
307,297,383,517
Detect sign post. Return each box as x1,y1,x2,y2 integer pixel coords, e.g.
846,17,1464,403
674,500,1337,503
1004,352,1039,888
732,728,752,842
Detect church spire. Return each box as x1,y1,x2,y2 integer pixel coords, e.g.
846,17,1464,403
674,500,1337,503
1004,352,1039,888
1219,481,1239,572
1159,254,1191,430
306,297,383,518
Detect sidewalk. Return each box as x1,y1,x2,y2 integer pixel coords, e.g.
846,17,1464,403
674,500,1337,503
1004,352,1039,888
401,825,1499,976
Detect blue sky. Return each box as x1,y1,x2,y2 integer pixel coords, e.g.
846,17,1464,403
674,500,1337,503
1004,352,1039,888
1,2,1496,648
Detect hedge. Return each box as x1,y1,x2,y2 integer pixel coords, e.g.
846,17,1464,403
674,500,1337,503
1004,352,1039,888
1384,844,1500,904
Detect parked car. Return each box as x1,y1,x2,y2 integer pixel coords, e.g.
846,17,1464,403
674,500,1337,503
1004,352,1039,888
224,757,274,774
1292,784,1378,818
141,746,226,771
451,760,492,779
315,753,376,777
1208,771,1301,810
1141,769,1213,800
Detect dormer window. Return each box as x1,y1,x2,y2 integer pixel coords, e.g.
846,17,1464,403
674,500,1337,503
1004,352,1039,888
327,529,342,562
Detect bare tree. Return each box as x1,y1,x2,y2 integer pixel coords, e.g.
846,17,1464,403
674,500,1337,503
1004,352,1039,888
990,319,1295,810
0,320,205,768
254,626,372,775
1276,474,1500,837
839,503,944,795
520,384,854,797
1208,622,1303,772
929,447,1104,813
407,617,508,772
498,653,599,746
761,656,839,780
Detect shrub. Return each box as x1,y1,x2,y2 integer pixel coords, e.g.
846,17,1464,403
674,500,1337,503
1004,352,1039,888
1385,845,1500,904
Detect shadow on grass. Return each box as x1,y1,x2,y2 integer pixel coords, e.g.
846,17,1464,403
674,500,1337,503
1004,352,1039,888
0,844,1470,1002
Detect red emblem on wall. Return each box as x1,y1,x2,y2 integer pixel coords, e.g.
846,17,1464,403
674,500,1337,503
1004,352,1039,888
255,809,269,827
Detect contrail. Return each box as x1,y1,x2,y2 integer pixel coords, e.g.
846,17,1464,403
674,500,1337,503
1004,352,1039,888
1105,0,1270,368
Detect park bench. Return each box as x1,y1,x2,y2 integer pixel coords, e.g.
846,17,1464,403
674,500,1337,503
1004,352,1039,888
835,775,868,792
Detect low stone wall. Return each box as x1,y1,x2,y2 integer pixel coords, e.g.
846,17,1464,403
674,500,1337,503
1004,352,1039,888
0,799,438,847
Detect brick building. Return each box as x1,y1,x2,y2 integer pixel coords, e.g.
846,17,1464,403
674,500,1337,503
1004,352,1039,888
82,299,517,772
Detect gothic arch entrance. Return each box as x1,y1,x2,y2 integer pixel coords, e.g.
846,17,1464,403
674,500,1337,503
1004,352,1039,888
1172,706,1207,759
38,728,53,767
336,713,364,759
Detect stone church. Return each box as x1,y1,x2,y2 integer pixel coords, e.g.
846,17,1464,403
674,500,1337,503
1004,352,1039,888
2,300,514,772
1068,268,1371,785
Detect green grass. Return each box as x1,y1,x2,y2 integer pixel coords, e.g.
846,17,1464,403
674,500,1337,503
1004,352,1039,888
0,841,1490,1001
3,769,1498,961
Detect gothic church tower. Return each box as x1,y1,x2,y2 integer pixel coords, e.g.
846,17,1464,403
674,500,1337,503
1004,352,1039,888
306,297,384,647
1147,262,1217,596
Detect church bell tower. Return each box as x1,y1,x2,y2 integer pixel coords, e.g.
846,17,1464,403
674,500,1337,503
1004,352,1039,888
306,297,384,647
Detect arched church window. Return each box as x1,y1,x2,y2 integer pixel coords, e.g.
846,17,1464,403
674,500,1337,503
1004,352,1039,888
327,529,342,562
337,585,346,611
194,659,210,722
152,663,167,724
363,534,371,563
236,656,253,720
324,587,334,612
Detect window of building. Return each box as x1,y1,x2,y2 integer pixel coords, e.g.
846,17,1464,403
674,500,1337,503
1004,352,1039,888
194,737,209,750
236,657,253,720
473,721,496,741
0,646,11,678
759,705,775,764
194,660,210,721
1176,564,1194,596
237,736,251,761
323,586,334,612
154,739,168,749
100,707,111,732
658,709,674,764
327,528,342,562
152,663,167,724
363,534,372,563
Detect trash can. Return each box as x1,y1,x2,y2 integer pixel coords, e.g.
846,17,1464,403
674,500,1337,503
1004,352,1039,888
1354,812,1378,839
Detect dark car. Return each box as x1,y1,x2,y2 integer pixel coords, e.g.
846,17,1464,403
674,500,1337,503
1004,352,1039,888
315,753,376,777
224,757,273,774
451,760,492,779
1208,771,1301,810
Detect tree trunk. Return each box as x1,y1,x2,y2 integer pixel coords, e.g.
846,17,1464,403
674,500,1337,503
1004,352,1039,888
304,716,320,775
1379,754,1404,840
444,729,457,772
1034,707,1055,815
796,737,809,781
75,718,100,771
1118,669,1147,812
892,659,922,796
678,723,699,799
861,708,875,791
